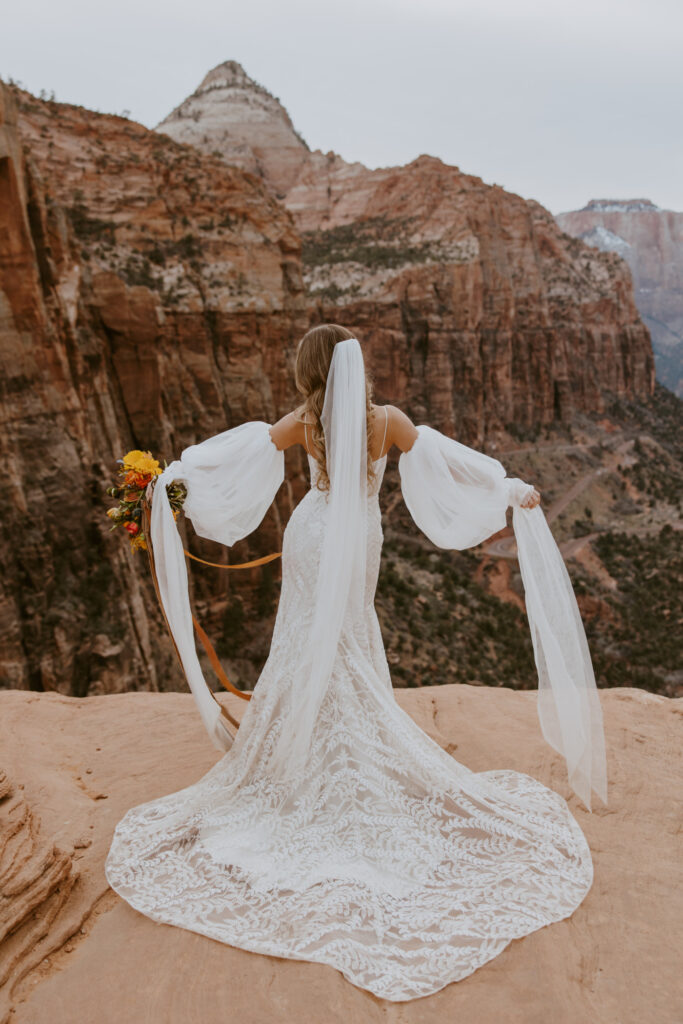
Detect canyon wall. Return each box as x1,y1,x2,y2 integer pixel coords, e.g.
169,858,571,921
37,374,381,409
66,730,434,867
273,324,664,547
158,62,655,445
0,67,657,697
292,155,655,443
556,199,683,398
0,80,308,697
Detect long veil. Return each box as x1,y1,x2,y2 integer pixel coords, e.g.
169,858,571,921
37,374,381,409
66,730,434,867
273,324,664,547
267,337,368,780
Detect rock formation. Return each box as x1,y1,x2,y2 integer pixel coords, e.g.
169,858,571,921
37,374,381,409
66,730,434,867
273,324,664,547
156,60,311,199
0,67,660,701
0,80,308,700
0,685,679,1023
293,157,654,442
0,767,76,1012
556,199,683,397
156,63,655,444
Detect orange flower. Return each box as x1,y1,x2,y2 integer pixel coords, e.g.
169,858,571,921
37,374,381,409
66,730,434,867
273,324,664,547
126,469,151,488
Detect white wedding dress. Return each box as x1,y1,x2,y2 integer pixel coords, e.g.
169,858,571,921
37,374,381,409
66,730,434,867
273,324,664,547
106,341,607,1001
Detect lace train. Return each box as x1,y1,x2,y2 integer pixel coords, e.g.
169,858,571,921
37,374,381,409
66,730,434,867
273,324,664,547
105,459,594,1001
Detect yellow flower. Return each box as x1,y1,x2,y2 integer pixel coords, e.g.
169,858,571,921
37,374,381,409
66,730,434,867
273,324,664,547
122,450,162,477
129,533,148,552
122,449,146,467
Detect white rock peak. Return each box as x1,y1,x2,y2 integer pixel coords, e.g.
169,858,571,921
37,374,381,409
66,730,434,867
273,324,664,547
155,60,310,197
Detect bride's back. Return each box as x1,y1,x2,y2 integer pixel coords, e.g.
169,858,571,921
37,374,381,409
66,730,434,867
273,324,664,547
295,402,390,464
270,402,417,457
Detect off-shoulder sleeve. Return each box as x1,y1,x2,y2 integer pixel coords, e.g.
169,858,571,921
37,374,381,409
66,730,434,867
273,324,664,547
398,424,607,812
150,421,284,751
398,425,511,548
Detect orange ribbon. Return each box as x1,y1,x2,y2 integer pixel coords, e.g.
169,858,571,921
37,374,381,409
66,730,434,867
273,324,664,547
142,501,281,733
183,549,282,570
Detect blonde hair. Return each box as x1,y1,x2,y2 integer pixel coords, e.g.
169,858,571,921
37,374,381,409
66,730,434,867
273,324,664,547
294,324,377,493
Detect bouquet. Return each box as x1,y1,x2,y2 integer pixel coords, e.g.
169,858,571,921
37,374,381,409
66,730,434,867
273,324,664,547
106,450,187,551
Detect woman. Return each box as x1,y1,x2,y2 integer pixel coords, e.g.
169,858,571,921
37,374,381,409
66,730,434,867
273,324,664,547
106,323,607,1001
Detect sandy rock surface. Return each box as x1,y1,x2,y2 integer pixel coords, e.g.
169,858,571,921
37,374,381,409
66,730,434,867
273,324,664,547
0,684,680,1024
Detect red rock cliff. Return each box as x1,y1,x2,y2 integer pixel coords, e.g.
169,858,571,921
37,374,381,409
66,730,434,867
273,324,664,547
0,81,307,697
292,155,655,442
158,63,655,444
0,71,657,699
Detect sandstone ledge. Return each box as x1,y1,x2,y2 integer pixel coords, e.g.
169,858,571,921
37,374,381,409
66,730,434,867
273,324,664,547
0,685,680,1024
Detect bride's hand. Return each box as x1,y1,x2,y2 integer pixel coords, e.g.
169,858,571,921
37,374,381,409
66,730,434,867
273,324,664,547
521,487,541,510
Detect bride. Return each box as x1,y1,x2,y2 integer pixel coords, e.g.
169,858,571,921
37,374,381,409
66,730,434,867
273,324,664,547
105,323,607,1002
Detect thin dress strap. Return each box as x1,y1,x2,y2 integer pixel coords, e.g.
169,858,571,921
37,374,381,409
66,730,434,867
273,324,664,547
305,410,386,457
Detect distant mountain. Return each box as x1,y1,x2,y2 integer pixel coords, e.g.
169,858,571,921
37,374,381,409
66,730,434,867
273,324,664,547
556,199,683,397
156,60,310,198
156,63,654,441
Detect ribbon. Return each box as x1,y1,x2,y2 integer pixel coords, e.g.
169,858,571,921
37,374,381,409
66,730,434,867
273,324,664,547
142,502,282,732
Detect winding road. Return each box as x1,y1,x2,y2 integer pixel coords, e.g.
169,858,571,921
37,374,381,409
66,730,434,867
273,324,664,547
483,435,635,560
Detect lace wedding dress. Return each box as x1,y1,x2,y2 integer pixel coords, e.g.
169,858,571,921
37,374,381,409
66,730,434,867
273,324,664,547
105,340,607,1001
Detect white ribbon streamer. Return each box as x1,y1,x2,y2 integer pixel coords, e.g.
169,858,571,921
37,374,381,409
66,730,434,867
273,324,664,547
398,425,608,811
149,421,284,752
512,505,608,811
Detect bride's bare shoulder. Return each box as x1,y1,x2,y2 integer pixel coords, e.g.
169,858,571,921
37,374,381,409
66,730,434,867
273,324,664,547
372,404,418,454
269,407,310,452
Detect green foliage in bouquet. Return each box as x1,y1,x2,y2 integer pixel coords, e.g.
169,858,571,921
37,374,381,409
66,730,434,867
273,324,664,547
105,449,187,551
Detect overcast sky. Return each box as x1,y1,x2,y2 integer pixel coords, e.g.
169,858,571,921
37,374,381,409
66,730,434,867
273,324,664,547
4,0,681,214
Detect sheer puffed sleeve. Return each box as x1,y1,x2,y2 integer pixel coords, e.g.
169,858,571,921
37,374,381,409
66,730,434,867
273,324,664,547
150,422,284,751
399,425,607,812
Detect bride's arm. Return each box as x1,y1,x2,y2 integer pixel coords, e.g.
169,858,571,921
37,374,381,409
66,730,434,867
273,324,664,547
269,411,306,451
270,404,541,509
149,420,285,753
390,405,541,509
384,405,419,454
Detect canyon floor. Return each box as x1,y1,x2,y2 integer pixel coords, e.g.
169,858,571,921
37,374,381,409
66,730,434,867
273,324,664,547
1,684,680,1024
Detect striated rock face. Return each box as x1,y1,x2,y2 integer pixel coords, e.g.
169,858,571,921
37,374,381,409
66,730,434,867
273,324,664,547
0,766,76,1010
0,67,658,701
0,685,679,1023
556,199,683,397
156,67,655,444
0,80,308,698
156,61,311,199
293,156,655,442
